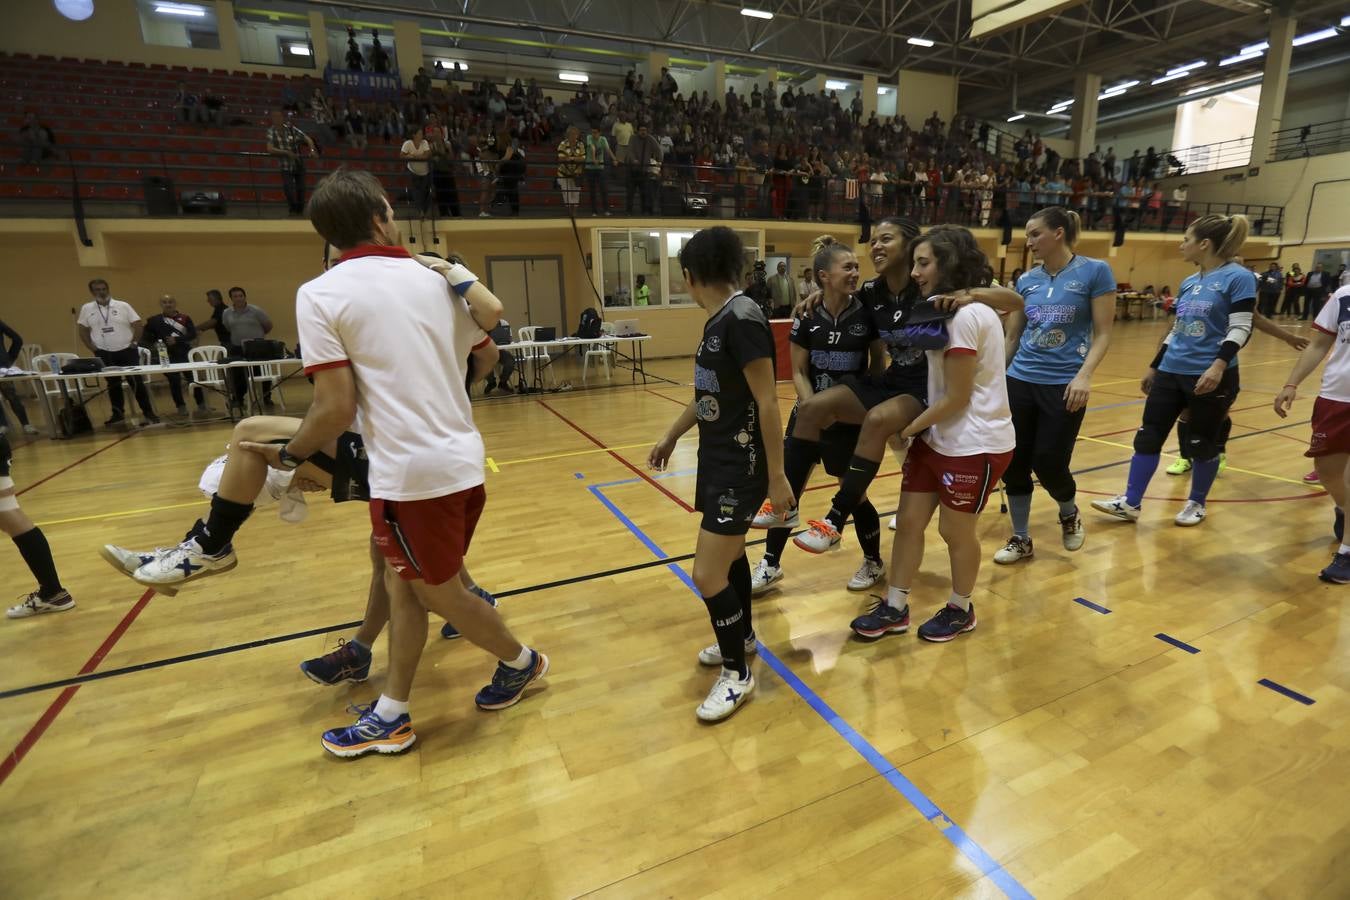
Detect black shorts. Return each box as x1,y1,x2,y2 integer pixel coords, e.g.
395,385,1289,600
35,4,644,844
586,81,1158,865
842,370,926,412
786,405,860,478
694,476,767,536
299,430,371,503
0,433,10,478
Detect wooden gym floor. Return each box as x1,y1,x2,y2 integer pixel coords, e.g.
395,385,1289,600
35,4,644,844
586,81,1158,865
1,317,1347,899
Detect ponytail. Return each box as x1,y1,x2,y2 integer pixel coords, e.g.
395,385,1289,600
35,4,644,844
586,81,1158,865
1029,206,1080,246
1189,214,1249,261
811,234,851,281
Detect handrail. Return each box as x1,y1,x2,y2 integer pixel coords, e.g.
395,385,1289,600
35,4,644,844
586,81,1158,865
1270,116,1350,162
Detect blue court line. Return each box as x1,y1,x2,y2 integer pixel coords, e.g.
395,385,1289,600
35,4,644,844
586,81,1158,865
592,467,697,490
1257,678,1316,705
587,482,1032,899
1073,598,1112,615
574,473,585,479
1154,633,1201,654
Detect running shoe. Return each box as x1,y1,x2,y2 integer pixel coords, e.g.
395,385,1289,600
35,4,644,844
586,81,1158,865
750,559,784,596
1217,452,1227,476
440,585,499,639
698,633,759,666
22,424,38,435
696,668,754,722
6,589,75,619
793,519,841,554
1174,500,1207,527
320,703,416,758
993,535,1034,565
1091,495,1141,522
1165,458,1192,476
850,599,909,640
751,500,799,529
847,558,885,591
918,603,977,643
100,543,173,575
131,538,237,596
1304,470,1322,484
300,639,372,686
474,649,549,710
1319,552,1350,584
1060,507,1085,551
887,515,897,531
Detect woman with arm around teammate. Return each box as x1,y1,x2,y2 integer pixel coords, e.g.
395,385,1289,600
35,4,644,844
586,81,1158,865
752,235,888,597
994,207,1116,564
1091,215,1255,526
648,227,793,723
850,226,1015,642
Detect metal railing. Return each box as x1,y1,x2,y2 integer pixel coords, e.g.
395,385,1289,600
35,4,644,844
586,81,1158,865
1270,117,1350,162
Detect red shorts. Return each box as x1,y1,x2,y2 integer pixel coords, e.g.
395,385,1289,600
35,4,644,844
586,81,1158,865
1307,396,1350,457
369,485,485,585
902,439,1012,513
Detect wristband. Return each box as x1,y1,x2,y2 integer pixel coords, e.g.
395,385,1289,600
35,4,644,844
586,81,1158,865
278,446,307,470
445,263,478,295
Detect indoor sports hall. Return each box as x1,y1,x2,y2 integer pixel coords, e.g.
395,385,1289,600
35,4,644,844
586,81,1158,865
2,1,1349,897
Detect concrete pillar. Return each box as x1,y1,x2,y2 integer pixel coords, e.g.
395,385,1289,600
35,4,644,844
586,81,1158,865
711,60,727,101
1068,72,1100,160
1250,14,1296,166
862,73,878,119
645,51,669,86
392,19,424,86
214,0,242,67
308,10,329,71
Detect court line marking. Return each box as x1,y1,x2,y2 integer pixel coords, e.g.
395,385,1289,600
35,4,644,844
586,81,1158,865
491,440,662,468
1257,678,1315,705
1073,598,1112,614
587,481,1032,899
16,431,140,497
1155,633,1201,654
38,499,204,528
1076,434,1317,488
0,588,156,787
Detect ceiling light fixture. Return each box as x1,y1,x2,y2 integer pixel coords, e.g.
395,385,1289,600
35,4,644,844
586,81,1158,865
1168,60,1207,74
907,36,935,47
155,3,207,16
1007,113,1026,122
1292,27,1337,47
1151,71,1190,85
740,8,773,19
825,79,850,90
559,71,590,83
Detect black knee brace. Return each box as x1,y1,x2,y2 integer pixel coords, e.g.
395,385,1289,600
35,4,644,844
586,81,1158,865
1132,423,1165,455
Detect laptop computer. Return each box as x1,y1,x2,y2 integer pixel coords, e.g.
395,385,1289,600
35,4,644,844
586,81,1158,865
612,319,640,337
532,326,557,342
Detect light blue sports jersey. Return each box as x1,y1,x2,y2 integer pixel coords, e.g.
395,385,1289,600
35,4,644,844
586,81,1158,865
1161,262,1258,375
1008,255,1116,384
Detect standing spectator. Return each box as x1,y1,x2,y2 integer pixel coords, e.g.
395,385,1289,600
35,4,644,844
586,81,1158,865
1163,182,1188,231
635,274,651,307
0,318,38,435
465,133,495,217
584,125,616,216
797,266,815,302
18,112,57,166
624,124,662,215
1257,262,1284,317
766,261,798,317
76,279,158,426
611,112,634,162
413,67,432,106
427,125,460,218
1281,264,1306,317
494,132,526,217
222,287,275,410
1304,263,1329,320
199,289,231,348
1145,182,1164,228
343,100,368,151
173,83,201,124
141,294,206,416
369,31,390,73
556,126,586,215
266,108,314,216
344,27,363,70
401,127,433,218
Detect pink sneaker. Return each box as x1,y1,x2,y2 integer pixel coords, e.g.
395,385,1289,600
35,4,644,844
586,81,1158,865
1304,470,1321,484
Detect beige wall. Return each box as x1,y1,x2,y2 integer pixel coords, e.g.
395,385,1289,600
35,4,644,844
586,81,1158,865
897,69,958,126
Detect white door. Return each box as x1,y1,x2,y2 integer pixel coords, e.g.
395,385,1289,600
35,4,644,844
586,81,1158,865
487,257,565,334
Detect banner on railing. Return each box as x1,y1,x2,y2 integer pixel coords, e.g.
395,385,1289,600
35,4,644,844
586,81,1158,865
323,64,401,101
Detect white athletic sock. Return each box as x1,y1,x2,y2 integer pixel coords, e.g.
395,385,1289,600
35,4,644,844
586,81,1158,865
373,694,409,721
886,586,910,610
1339,544,1350,557
503,646,533,669
948,591,972,611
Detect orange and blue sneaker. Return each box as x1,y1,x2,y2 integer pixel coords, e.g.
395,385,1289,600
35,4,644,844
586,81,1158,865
321,703,416,758
475,649,550,710
300,639,371,686
440,585,499,640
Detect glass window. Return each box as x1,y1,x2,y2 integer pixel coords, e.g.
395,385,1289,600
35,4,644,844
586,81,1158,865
600,232,632,308
631,233,664,306
599,229,761,309
137,0,219,49
664,231,697,306
235,13,314,68
328,24,396,74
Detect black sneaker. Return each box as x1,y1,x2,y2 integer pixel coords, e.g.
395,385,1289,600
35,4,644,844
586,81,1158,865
1319,552,1350,584
300,639,372,685
104,413,125,426
849,599,910,640
917,603,977,643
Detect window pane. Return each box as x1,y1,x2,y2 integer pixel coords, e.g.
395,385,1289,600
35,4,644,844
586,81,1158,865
236,13,314,68
663,230,697,305
600,232,632,308
631,232,663,306
137,0,219,49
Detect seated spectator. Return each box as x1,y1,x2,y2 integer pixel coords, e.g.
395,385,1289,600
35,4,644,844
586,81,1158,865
0,318,38,435
141,294,208,416
18,113,56,167
200,89,226,126
174,83,200,124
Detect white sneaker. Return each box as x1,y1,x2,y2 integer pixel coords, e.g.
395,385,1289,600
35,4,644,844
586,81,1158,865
696,668,755,721
1174,500,1207,527
993,535,1034,565
7,589,75,619
751,500,798,529
750,559,784,595
793,519,841,553
1060,508,1085,551
132,538,238,596
22,424,39,435
100,543,174,575
698,634,760,666
847,558,885,591
1090,495,1141,522
887,515,897,531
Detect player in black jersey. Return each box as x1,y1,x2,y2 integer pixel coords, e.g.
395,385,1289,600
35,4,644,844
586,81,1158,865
649,227,791,723
2,433,76,619
751,235,889,596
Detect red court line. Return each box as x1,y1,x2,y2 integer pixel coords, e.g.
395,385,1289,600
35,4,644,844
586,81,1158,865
17,432,139,497
537,399,695,512
0,588,156,787
1075,488,1323,504
643,388,687,407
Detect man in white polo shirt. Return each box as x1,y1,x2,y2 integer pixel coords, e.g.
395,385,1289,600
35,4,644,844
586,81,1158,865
76,279,158,426
249,167,546,757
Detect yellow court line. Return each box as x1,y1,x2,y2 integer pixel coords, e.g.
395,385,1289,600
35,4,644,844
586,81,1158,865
1075,434,1323,489
485,457,500,473
39,499,205,528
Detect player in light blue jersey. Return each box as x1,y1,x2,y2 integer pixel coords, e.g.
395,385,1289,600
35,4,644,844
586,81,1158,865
995,207,1117,564
1093,214,1255,527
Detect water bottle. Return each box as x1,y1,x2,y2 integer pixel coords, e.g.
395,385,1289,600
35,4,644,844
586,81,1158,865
156,340,169,368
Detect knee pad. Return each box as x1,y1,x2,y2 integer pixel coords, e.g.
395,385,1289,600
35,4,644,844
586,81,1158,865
1132,424,1165,455
1185,433,1220,462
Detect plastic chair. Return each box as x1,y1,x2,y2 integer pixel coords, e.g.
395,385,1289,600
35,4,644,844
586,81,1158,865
517,326,557,387
30,352,79,406
17,343,41,370
582,322,615,385
188,345,229,401
249,360,286,413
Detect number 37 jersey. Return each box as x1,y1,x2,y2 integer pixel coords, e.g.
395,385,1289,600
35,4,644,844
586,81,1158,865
788,296,877,392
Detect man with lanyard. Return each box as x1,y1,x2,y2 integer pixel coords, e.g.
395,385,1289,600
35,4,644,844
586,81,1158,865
247,168,546,757
266,107,315,216
141,293,206,416
76,279,158,426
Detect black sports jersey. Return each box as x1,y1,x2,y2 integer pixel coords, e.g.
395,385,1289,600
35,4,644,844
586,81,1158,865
694,294,775,481
305,430,371,503
857,276,926,380
0,432,10,478
788,296,877,392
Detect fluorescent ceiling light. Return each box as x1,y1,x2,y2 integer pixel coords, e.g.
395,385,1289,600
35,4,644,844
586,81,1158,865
437,59,468,70
1219,52,1260,66
1343,15,1350,26
907,36,935,47
1044,106,1069,115
1050,98,1074,108
559,71,589,83
155,3,206,16
1293,27,1337,47
1167,60,1207,75
1098,88,1127,100
740,8,773,19
1241,41,1269,55
288,45,311,55
825,79,850,90
1152,71,1191,85
1182,76,1249,96
1007,113,1026,122
1108,79,1140,91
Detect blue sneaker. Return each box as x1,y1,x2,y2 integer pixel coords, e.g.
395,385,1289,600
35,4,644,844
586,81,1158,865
1319,552,1350,584
441,585,499,639
850,599,910,640
917,603,977,643
475,649,549,710
300,639,371,686
320,703,416,758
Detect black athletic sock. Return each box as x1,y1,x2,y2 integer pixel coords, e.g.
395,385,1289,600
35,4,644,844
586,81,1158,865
763,528,791,567
853,499,882,562
702,582,748,677
13,527,64,598
783,436,820,500
187,494,254,555
728,553,753,642
1176,419,1192,462
826,455,880,531
1217,416,1232,454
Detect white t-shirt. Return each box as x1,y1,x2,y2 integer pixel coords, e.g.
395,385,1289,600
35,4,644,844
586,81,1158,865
295,246,490,501
1313,285,1350,403
922,303,1015,456
401,139,430,175
77,298,140,351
